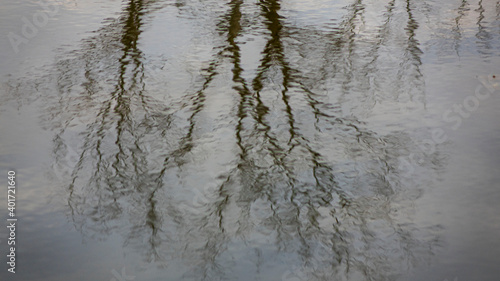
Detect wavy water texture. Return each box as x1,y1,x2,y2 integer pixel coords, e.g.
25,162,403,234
3,0,500,280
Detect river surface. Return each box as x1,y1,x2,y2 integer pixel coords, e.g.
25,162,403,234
0,0,499,280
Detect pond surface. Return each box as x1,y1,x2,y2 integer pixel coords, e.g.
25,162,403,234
0,0,499,280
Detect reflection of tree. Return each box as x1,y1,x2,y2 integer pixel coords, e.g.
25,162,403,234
40,0,175,262
475,0,493,56
297,0,427,112
451,0,470,57
171,1,437,280
431,0,500,60
4,0,456,280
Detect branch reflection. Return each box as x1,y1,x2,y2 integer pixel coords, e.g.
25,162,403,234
6,0,483,280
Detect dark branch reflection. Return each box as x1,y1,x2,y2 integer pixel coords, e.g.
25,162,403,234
428,0,500,61
12,0,500,280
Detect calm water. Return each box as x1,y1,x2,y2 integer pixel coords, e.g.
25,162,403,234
0,0,499,280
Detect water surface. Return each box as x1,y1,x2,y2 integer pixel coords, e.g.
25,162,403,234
1,0,499,280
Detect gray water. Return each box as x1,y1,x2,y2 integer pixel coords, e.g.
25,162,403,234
0,0,499,280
